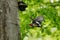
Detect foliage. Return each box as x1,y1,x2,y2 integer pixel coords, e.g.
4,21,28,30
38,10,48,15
19,0,60,40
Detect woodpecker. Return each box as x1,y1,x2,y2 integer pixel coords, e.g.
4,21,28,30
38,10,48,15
29,16,44,27
18,1,27,11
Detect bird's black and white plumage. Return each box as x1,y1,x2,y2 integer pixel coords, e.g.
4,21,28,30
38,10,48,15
29,16,44,27
18,1,27,11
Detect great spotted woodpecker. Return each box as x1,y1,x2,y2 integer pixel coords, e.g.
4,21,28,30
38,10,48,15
18,1,27,11
29,16,44,27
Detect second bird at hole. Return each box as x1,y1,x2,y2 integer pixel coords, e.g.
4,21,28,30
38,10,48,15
18,1,27,11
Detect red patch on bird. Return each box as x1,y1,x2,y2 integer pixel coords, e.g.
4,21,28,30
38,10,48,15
29,24,33,27
29,24,32,26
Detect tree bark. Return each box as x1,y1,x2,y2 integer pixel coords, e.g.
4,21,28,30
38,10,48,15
0,0,21,40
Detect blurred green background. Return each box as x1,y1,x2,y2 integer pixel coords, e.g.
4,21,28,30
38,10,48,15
19,0,60,40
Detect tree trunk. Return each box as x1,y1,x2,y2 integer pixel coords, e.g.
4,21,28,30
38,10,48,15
0,0,21,40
